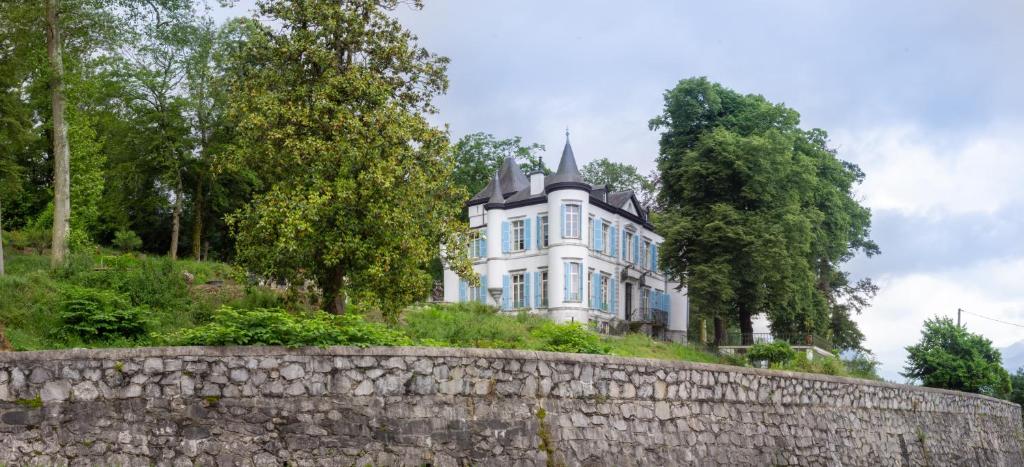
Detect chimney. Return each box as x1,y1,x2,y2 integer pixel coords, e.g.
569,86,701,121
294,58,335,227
529,171,544,195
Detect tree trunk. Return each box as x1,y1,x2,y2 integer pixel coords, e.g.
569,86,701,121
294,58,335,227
169,176,182,260
713,316,726,346
46,0,70,268
322,265,347,315
739,304,754,345
202,240,209,261
0,196,6,276
191,174,204,260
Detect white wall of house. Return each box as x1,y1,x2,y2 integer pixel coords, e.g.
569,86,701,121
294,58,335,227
443,184,689,339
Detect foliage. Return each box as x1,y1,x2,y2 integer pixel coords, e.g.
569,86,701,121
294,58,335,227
1008,368,1022,411
902,317,1012,397
401,302,544,348
842,351,882,380
650,77,878,349
57,285,149,341
746,341,797,366
225,0,474,316
605,333,728,364
112,228,143,252
580,157,657,210
531,322,611,355
776,354,846,376
451,132,548,198
165,306,412,348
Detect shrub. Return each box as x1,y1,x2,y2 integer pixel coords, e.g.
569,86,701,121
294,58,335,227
58,285,149,341
747,341,797,366
69,255,189,312
778,354,847,376
112,229,142,252
7,227,52,255
842,351,882,380
531,322,610,355
402,303,540,348
165,306,412,347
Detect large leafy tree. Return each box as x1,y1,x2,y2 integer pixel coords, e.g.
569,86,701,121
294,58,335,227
650,77,877,348
451,132,547,198
580,158,657,209
902,317,1012,397
227,0,474,316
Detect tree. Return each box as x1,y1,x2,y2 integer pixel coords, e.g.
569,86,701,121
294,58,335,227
902,317,1012,397
650,77,877,347
580,158,657,209
1009,368,1023,414
451,132,547,198
226,0,474,316
46,0,71,267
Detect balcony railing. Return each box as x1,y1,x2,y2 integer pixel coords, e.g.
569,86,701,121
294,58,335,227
626,307,668,327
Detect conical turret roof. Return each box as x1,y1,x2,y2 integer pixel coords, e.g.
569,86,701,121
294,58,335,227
545,131,587,189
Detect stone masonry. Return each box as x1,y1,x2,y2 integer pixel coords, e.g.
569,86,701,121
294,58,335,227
0,346,1021,466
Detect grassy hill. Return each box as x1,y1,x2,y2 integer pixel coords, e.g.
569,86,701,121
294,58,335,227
0,250,877,380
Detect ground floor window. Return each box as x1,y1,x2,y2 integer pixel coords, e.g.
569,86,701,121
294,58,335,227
566,262,582,302
600,274,610,311
511,272,525,308
540,271,548,307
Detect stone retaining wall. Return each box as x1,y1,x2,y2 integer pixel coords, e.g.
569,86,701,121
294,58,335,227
0,346,1021,466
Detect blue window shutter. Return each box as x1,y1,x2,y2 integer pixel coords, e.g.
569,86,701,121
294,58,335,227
480,275,488,303
479,236,487,258
501,222,510,254
536,216,542,249
610,226,618,258
563,262,569,300
652,244,658,271
523,218,532,251
458,280,467,302
533,272,541,307
633,236,640,264
611,279,618,313
560,204,567,238
593,219,602,252
523,275,531,308
502,275,510,310
578,266,584,302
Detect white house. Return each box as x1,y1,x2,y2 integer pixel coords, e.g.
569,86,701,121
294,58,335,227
442,133,689,342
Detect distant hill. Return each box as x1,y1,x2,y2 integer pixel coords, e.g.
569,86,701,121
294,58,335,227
1002,340,1024,373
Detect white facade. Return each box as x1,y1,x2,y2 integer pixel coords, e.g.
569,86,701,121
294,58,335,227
442,137,689,340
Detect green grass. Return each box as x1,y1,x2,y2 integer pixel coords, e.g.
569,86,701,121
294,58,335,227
0,250,285,350
0,251,873,379
605,333,730,365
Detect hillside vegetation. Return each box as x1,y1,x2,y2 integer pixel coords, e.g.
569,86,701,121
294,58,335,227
0,251,877,380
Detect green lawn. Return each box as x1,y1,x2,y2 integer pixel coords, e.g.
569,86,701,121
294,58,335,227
1,250,873,379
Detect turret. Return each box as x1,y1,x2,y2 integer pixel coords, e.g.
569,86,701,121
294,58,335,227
545,130,591,323
482,171,504,306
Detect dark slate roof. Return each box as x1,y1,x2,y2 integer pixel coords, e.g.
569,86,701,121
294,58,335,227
544,134,587,188
498,157,530,195
606,190,633,208
484,171,505,207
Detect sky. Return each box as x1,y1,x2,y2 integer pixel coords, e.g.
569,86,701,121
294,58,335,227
213,0,1024,380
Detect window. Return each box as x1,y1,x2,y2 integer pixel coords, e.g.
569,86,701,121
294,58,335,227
567,262,582,302
540,271,548,306
624,231,634,262
600,221,610,255
564,203,580,238
587,270,593,307
539,215,549,248
472,279,487,303
641,286,651,311
641,239,651,270
600,274,610,311
511,220,525,252
511,272,525,308
469,231,485,259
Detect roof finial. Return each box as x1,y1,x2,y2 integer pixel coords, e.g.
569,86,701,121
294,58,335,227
565,126,570,141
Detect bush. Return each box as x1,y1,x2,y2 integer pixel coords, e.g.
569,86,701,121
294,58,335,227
402,302,542,348
531,322,610,355
842,351,882,380
112,229,142,252
746,341,797,366
778,354,846,376
165,306,412,347
6,228,51,254
58,285,149,341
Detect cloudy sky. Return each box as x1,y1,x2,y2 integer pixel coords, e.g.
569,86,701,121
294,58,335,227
214,0,1024,380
